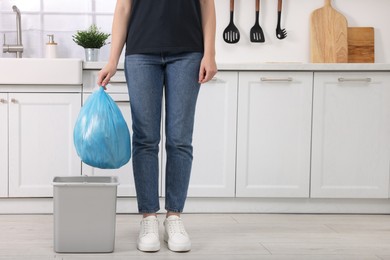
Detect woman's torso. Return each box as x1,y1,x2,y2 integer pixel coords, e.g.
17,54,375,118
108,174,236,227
125,0,204,55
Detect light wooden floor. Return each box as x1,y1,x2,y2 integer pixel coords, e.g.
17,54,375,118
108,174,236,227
1,214,390,259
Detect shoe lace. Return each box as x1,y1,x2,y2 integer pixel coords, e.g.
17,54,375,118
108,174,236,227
168,219,187,235
142,219,158,235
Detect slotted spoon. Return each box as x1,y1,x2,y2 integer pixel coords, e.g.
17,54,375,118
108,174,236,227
250,0,265,43
276,0,287,40
223,0,240,44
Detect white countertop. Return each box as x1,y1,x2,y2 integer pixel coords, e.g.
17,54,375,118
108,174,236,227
83,62,390,71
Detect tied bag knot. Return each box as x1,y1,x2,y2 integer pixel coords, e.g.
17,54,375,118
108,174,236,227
74,86,131,169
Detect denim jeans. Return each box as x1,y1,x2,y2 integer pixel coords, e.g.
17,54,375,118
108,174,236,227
124,52,203,213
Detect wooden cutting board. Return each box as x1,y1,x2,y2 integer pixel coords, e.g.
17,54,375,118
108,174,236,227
310,0,348,63
348,27,375,63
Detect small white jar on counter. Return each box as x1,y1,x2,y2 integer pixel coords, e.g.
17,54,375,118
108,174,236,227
45,34,58,58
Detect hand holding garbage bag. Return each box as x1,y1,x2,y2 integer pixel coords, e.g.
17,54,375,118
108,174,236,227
74,86,131,169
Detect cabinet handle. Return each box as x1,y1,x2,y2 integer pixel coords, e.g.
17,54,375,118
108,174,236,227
115,100,129,104
338,77,372,83
0,98,7,104
11,98,17,104
109,79,127,84
260,77,293,82
109,76,127,83
210,77,218,82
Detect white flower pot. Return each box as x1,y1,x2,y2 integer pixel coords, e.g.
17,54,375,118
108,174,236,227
84,48,100,62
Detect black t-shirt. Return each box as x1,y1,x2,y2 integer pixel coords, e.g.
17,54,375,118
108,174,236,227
125,0,204,55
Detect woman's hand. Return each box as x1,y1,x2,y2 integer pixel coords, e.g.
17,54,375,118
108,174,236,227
198,55,217,84
97,63,117,89
199,0,217,84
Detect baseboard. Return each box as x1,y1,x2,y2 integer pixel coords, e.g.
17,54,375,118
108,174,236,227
0,197,390,214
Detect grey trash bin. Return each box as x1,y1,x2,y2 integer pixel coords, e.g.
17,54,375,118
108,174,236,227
53,176,119,253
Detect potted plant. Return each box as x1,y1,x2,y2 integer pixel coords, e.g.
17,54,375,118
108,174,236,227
72,24,110,62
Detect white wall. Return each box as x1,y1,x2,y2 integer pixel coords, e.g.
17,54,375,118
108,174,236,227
215,0,390,64
0,0,389,63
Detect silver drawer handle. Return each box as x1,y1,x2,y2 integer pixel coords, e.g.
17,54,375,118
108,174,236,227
115,100,129,104
260,77,293,82
338,78,372,83
109,80,127,84
109,75,127,83
210,77,218,82
0,98,7,104
11,98,17,103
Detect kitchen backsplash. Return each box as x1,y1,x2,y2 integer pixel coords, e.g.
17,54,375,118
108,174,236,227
0,0,389,63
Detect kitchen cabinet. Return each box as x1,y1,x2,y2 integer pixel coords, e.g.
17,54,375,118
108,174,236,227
311,72,390,198
7,93,81,197
161,72,238,197
3,63,390,214
76,64,390,212
84,70,238,198
5,92,81,197
0,93,8,197
236,72,313,197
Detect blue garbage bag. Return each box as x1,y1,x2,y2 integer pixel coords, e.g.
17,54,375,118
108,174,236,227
73,86,131,169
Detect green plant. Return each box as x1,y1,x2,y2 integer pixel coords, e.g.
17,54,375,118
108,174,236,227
72,24,110,49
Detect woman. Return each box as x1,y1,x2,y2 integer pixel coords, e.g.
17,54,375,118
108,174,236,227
97,0,217,253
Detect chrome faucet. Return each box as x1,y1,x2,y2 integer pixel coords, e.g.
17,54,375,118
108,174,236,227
3,5,23,58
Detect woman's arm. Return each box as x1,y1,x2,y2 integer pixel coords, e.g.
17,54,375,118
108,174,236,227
98,0,132,87
199,0,217,84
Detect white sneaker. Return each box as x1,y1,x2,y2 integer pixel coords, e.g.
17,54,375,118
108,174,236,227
137,215,160,252
164,215,191,252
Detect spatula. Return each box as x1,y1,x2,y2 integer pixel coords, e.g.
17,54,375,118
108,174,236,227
250,0,265,43
223,0,240,44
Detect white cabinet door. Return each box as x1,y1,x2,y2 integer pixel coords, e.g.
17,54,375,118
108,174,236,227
311,72,390,198
0,93,8,197
162,72,238,197
82,93,138,197
236,72,313,197
8,93,81,197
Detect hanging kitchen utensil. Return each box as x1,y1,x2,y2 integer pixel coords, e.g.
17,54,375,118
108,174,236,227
250,0,265,43
347,27,374,63
276,0,287,40
310,0,348,63
223,0,240,44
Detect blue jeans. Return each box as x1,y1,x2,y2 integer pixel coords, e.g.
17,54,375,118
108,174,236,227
124,52,203,213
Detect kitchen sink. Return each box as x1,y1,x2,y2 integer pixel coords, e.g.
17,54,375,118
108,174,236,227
0,58,82,85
